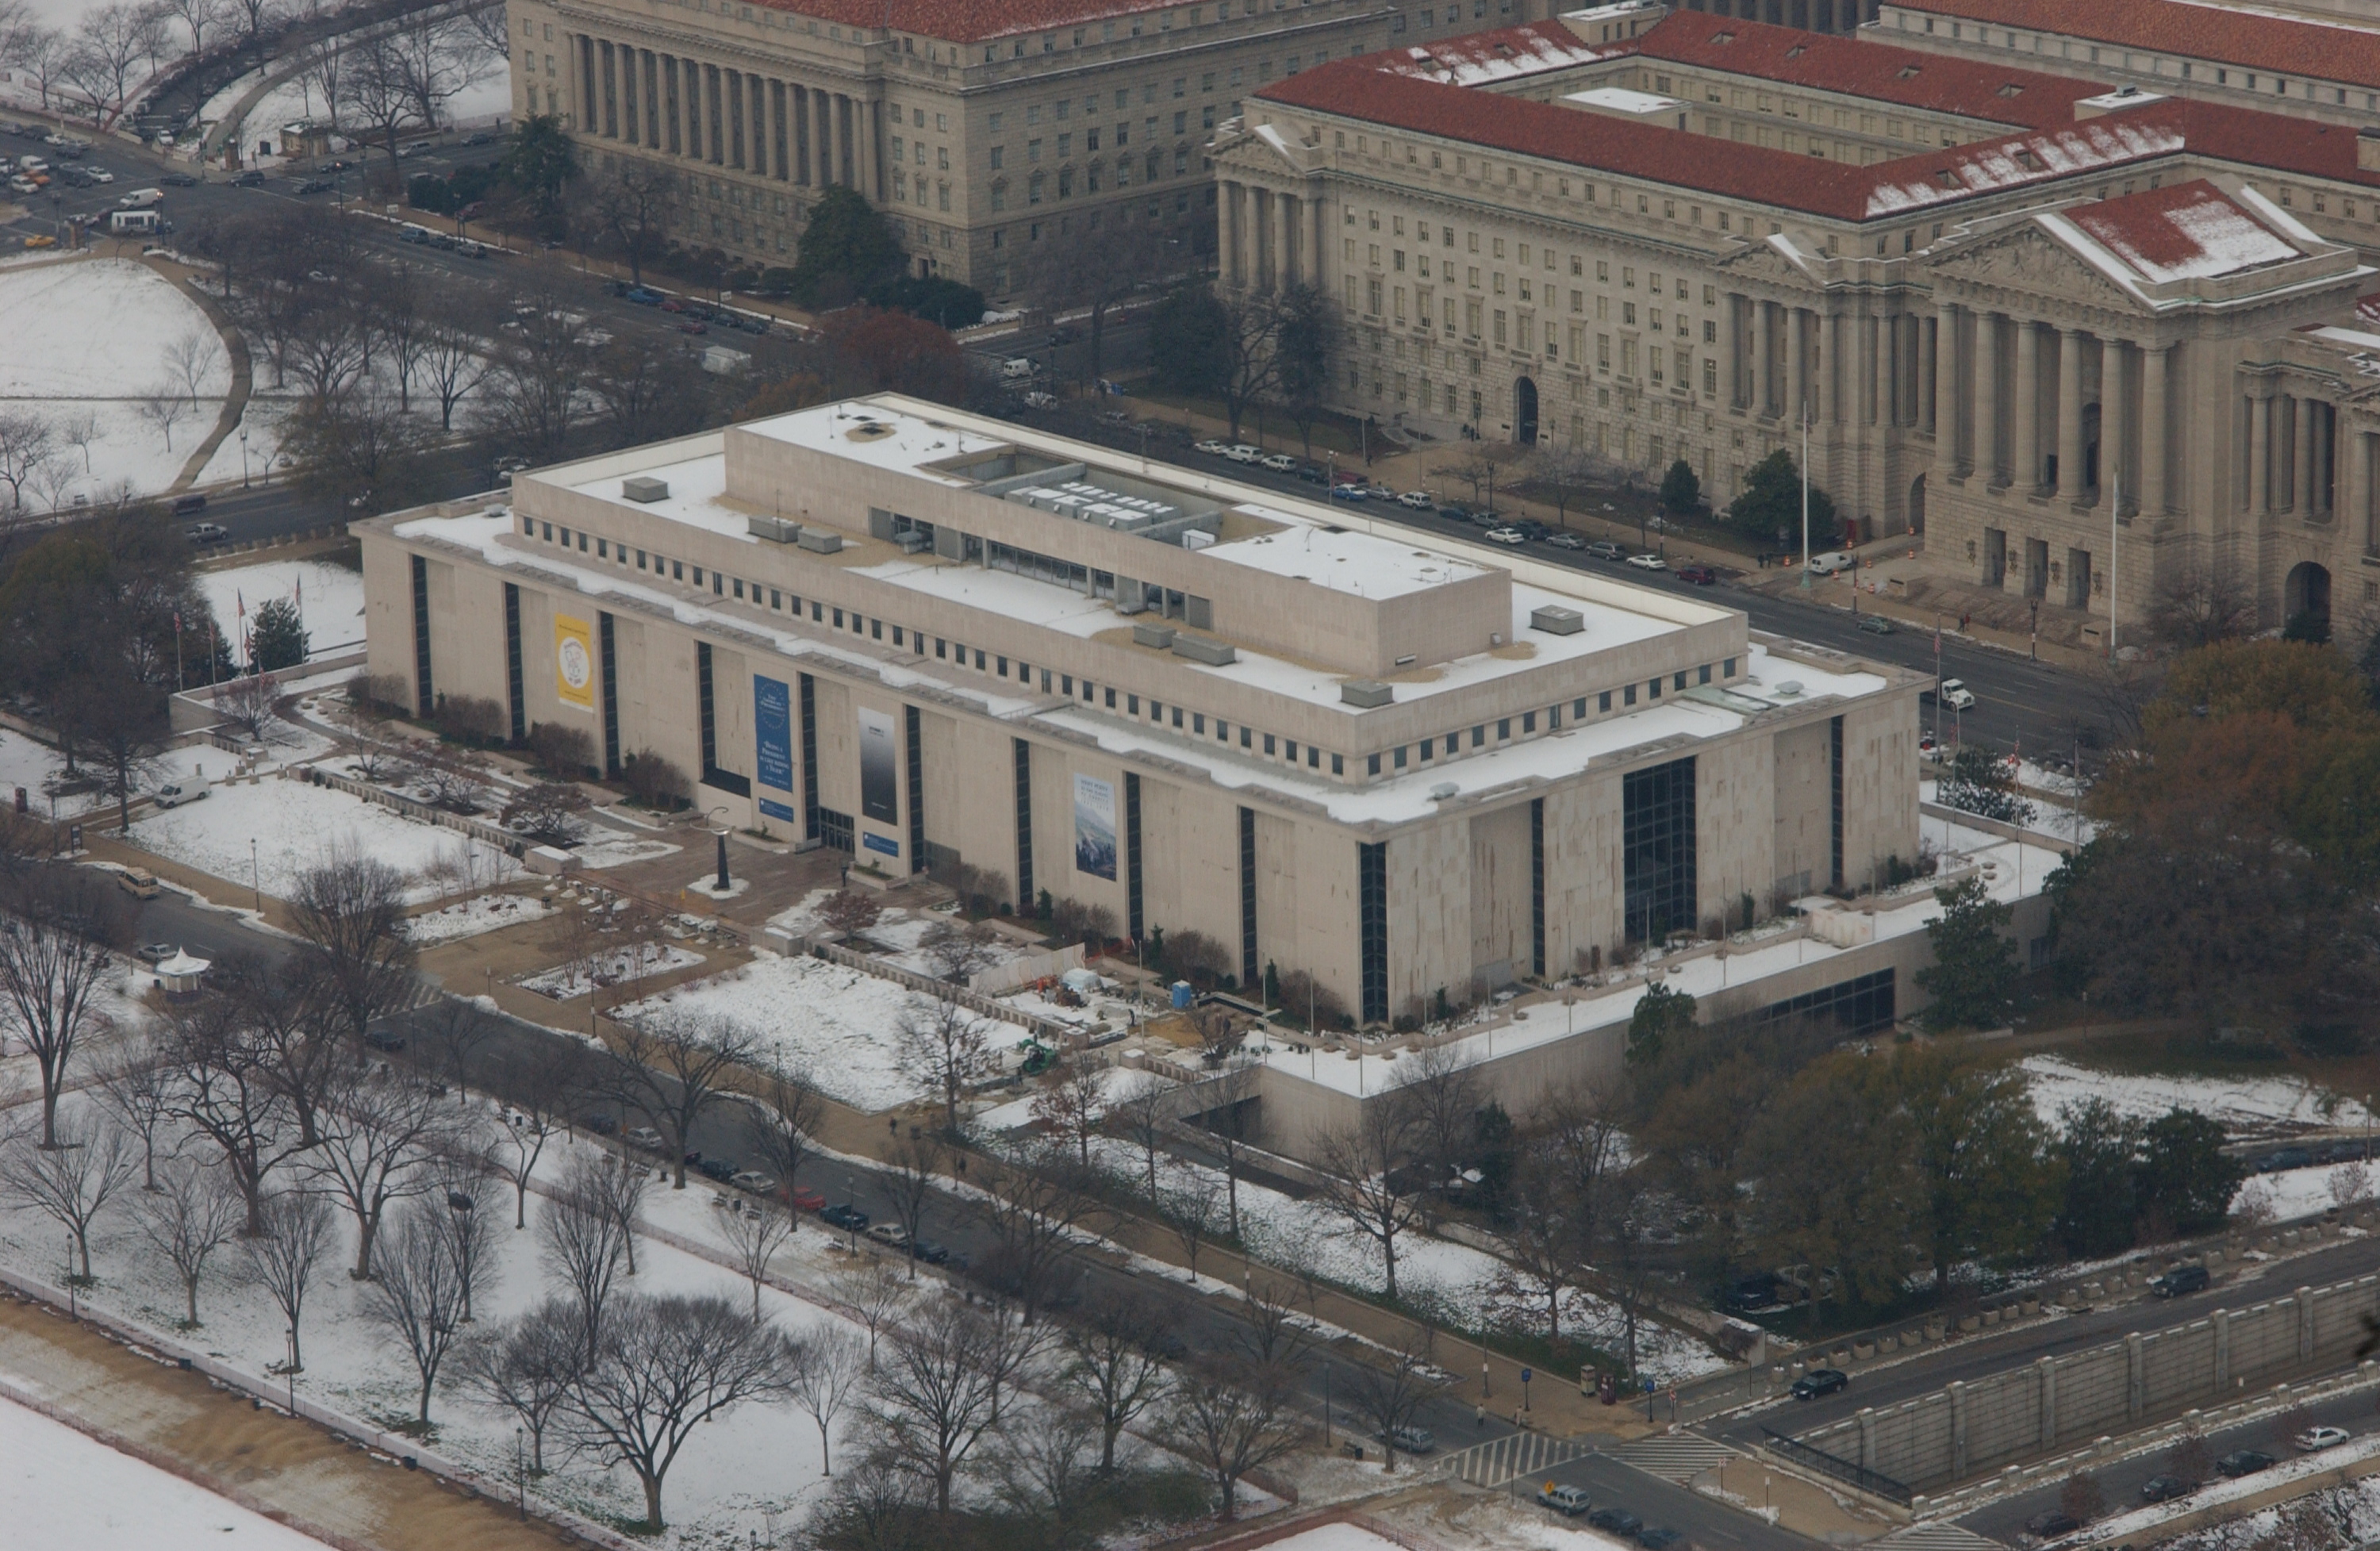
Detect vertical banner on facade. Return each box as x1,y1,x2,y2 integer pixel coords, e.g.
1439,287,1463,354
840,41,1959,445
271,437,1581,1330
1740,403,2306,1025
754,674,795,822
1073,773,1117,880
554,615,594,710
858,706,899,823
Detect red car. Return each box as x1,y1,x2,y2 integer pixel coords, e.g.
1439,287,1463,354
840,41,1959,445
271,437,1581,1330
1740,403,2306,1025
677,319,707,335
1676,565,1718,585
658,297,684,313
788,1185,827,1212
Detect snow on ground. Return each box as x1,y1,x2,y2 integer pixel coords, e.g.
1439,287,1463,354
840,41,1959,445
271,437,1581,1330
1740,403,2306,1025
0,729,224,818
0,1109,868,1549
403,891,551,945
0,1395,339,1551
193,558,367,665
2233,1158,2379,1225
522,942,704,999
1257,1526,1407,1551
572,831,685,869
615,950,955,1111
129,774,503,904
2020,1054,2374,1137
192,394,290,489
0,258,230,501
973,1062,1167,1134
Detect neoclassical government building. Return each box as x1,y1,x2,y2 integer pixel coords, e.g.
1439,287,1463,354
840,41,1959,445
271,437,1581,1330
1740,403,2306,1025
1214,0,2380,641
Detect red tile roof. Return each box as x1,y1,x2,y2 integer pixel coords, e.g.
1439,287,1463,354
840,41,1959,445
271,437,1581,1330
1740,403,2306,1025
1253,17,2380,223
2063,179,2301,283
1632,15,2103,129
1380,20,1620,86
750,0,1195,46
1890,0,2380,92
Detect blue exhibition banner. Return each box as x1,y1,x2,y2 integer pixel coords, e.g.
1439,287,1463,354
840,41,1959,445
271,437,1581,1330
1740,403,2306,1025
759,798,796,822
863,832,900,858
754,675,793,793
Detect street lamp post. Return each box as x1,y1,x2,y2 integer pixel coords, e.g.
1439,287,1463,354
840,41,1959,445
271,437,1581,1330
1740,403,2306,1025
707,804,731,892
239,424,250,489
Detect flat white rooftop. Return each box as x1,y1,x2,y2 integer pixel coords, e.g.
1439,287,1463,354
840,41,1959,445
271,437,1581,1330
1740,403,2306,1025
1563,85,1683,115
1203,512,1488,600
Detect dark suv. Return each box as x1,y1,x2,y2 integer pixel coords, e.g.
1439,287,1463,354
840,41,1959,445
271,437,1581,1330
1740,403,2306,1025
1790,1368,1848,1400
2150,1265,2210,1298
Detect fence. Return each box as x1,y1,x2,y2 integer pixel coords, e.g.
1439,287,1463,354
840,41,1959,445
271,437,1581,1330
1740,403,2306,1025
290,765,524,854
1761,1426,1914,1507
801,937,1074,1044
1790,1270,2380,1491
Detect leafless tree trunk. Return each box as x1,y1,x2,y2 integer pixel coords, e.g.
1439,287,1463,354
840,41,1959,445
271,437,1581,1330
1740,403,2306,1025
832,1256,912,1368
304,1057,460,1280
2,1117,136,1279
487,1036,585,1227
1057,1287,1170,1473
744,1056,823,1208
367,1200,491,1426
1030,1056,1108,1170
789,1325,865,1476
0,863,126,1149
459,1298,582,1472
971,1142,1099,1325
867,1298,1005,1516
286,849,418,1047
712,1199,793,1317
132,1158,243,1326
94,1038,177,1191
1311,1093,1429,1303
599,1008,761,1190
881,1130,942,1276
240,1187,333,1370
1342,1334,1434,1472
1156,1353,1308,1522
539,1151,633,1361
895,1001,993,1135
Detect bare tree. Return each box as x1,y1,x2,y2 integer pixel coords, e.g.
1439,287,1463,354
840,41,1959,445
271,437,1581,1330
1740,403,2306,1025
972,1144,1099,1325
1342,1334,1435,1472
1311,1093,1430,1302
132,1158,243,1326
413,994,498,1102
919,921,1000,986
432,1145,497,1323
790,1324,866,1476
487,1036,585,1227
416,319,488,432
1162,1161,1223,1283
560,1293,795,1534
990,1405,1104,1551
1031,1056,1108,1170
881,1130,942,1276
1496,1150,1586,1341
1107,1071,1176,1207
600,1008,761,1190
305,1057,457,1279
869,1299,1006,1516
1187,1061,1259,1238
1157,1354,1309,1522
0,409,55,509
136,384,189,454
211,671,282,743
1393,1042,1482,1210
896,1001,995,1135
459,1299,583,1473
240,1187,334,1370
833,1255,913,1368
286,850,418,1047
744,1057,824,1208
65,2,163,125
540,1152,633,1360
94,1036,178,1191
584,162,676,286
224,0,277,73
0,863,127,1149
160,0,223,60
1232,1275,1317,1372
2,1116,136,1280
713,1199,795,1317
2146,556,2259,649
367,1200,489,1426
1058,1287,1171,1473
165,329,224,411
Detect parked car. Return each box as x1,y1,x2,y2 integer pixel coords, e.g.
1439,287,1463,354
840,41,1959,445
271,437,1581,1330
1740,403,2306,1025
1192,439,1230,455
117,867,159,899
820,1203,869,1230
788,1185,827,1211
1626,552,1668,570
184,521,228,543
363,1029,405,1052
1545,532,1586,550
1296,463,1330,484
1484,527,1526,545
1676,564,1718,585
461,130,498,146
697,1157,738,1184
2215,1450,2274,1479
1587,1507,1644,1538
1328,482,1368,501
1791,1369,1848,1401
676,319,708,335
292,177,332,194
1856,613,1895,635
159,171,194,186
152,778,209,808
2151,1265,2211,1298
1224,443,1261,463
2260,1146,2316,1172
231,169,265,186
912,1239,951,1265
1258,453,1296,473
2295,1426,2351,1453
865,1222,912,1248
2025,1511,2080,1541
728,1171,776,1194
1395,489,1434,509
624,1126,666,1152
2140,1474,2192,1503
171,491,208,516
1637,1528,1685,1549
1585,539,1626,561
1936,678,1977,710
1373,1426,1436,1455
136,943,176,964
1538,1484,1592,1516
579,1111,620,1135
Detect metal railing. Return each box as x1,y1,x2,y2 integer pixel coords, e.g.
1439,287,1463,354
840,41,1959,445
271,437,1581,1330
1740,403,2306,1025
1760,1426,1914,1507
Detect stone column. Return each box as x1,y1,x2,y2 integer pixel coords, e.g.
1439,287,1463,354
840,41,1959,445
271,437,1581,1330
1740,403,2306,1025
1243,185,1264,293
2142,342,2167,513
647,53,661,148
1719,294,1741,410
812,88,831,185
1219,181,1241,287
2038,1357,2058,1449
2126,1333,2145,1421
1932,303,1957,455
2248,391,2272,517
859,94,879,199
2013,319,2041,492
2350,427,2373,550
2056,328,2085,501
1858,306,1875,426
1824,307,1845,426
1977,311,2001,485
1307,195,1326,294
574,36,594,132
2106,340,2133,513
2318,402,2335,516
1278,191,1298,286
1784,305,1806,428
1749,301,1769,417
2295,397,2317,516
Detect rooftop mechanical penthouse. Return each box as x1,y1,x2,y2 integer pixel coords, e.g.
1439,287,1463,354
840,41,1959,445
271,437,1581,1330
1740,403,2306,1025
356,396,1921,1027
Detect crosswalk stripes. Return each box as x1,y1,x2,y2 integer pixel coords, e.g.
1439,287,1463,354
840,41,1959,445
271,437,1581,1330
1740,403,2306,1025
1871,1522,2006,1551
1613,1434,1741,1483
1438,1430,1591,1488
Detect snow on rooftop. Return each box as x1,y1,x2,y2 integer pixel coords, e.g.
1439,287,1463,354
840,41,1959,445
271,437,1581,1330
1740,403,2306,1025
1385,21,1614,85
563,447,754,540
2064,179,2301,285
739,401,1012,478
1563,85,1683,115
1862,117,2185,217
1201,514,1488,600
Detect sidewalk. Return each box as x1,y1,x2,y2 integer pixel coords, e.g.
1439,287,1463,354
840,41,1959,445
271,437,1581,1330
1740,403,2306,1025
0,1292,567,1551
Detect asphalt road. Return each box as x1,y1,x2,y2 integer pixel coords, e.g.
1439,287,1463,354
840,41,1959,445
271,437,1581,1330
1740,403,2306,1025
1956,1382,2380,1545
1530,1448,1821,1551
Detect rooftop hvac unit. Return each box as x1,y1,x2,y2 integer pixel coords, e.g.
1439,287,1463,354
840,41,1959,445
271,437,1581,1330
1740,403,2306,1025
621,476,670,503
1530,605,1584,635
1341,680,1393,708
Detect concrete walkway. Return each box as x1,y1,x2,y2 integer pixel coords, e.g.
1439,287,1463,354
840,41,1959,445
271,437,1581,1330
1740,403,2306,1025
145,252,255,491
0,1292,569,1551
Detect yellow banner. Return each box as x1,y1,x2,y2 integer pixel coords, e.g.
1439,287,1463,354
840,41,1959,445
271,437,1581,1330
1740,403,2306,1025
555,615,595,709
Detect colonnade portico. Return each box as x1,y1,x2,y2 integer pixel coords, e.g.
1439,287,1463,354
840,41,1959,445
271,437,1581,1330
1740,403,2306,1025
569,32,878,200
1218,178,1322,293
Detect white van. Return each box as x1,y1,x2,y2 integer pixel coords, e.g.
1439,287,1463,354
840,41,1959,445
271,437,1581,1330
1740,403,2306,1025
109,209,159,234
1807,550,1857,575
1000,356,1035,381
117,186,164,209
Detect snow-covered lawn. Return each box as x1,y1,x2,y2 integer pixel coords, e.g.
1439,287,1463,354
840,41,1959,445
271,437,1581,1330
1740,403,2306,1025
616,951,965,1111
403,891,551,946
2234,1158,2379,1225
2020,1055,2374,1138
193,558,368,666
0,1396,339,1551
0,729,225,818
0,1115,867,1549
129,774,505,904
522,943,705,999
0,258,230,502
